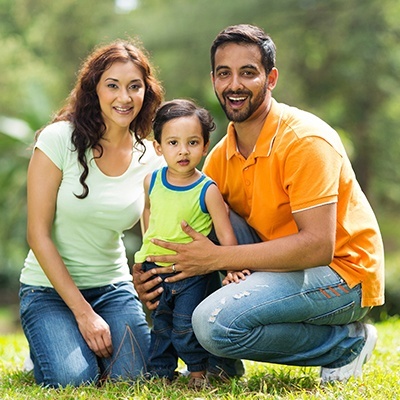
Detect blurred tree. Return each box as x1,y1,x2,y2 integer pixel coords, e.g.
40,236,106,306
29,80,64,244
0,0,126,126
272,0,400,200
0,120,30,294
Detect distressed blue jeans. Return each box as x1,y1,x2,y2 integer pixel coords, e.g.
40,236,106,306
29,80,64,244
19,281,149,387
192,211,370,369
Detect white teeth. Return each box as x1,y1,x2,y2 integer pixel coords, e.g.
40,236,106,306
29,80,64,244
228,97,246,102
115,106,131,112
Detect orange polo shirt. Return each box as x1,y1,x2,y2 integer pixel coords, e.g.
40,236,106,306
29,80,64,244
203,99,384,307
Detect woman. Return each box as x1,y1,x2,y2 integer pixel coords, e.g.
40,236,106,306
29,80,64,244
19,39,164,387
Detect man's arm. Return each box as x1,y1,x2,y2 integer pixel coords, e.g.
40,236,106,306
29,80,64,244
145,202,336,283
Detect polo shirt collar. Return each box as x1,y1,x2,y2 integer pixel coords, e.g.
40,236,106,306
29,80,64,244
226,98,283,160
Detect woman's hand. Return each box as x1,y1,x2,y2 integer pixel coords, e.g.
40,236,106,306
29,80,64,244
146,221,220,283
132,263,164,310
75,309,113,359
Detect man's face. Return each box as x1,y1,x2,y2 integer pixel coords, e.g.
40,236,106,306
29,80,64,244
212,43,269,123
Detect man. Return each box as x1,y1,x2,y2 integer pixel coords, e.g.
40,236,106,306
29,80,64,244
133,24,384,384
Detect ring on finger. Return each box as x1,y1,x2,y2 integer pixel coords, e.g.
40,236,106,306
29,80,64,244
172,264,176,273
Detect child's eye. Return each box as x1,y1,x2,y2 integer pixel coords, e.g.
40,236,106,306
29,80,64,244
168,140,178,146
189,140,199,146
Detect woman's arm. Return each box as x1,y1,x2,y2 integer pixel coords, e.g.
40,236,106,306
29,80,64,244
27,148,113,358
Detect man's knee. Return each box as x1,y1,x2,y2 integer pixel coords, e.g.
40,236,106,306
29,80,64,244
192,303,227,356
192,303,210,345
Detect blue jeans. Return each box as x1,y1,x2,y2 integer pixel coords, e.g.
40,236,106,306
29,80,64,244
142,261,212,380
19,281,149,387
192,211,370,369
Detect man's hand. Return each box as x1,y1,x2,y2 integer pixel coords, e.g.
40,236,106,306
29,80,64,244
145,221,220,283
132,263,164,310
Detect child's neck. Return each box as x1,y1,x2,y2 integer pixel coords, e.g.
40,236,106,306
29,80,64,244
166,167,201,186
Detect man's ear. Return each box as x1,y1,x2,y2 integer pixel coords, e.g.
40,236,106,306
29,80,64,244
267,67,279,91
210,70,215,86
153,140,163,156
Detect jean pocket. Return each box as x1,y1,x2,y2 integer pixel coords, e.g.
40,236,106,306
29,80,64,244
19,285,53,315
305,301,357,325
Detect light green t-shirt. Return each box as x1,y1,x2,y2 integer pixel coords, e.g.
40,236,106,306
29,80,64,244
134,166,214,267
20,121,165,289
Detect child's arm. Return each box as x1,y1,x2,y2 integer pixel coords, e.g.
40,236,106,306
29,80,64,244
204,183,236,246
222,270,251,285
141,173,152,233
205,184,251,284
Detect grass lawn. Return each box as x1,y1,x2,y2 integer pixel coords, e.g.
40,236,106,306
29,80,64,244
0,317,399,399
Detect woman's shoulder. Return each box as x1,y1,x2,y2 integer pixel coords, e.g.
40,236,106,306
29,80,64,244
34,121,74,168
37,120,73,144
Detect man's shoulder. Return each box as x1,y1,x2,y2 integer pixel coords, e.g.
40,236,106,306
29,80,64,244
277,103,346,157
281,103,335,138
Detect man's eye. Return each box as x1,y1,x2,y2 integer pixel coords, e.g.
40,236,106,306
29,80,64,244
218,71,229,77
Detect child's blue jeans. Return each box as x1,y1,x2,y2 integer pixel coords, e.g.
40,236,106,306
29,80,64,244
142,261,212,380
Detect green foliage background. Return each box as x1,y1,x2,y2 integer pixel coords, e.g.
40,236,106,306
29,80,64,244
1,0,399,319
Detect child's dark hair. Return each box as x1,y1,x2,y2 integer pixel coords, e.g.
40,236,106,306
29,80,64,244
153,99,216,144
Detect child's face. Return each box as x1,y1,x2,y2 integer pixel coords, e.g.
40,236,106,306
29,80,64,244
154,115,209,173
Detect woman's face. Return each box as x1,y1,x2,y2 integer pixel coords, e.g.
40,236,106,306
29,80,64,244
96,61,146,133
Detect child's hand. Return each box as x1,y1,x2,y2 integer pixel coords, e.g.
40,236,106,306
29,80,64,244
222,269,251,285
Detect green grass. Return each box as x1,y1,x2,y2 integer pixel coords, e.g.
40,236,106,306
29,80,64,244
1,318,399,399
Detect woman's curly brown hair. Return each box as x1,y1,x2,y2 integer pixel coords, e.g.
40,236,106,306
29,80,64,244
36,39,164,198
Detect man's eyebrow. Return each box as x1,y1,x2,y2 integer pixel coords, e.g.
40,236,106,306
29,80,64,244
215,64,259,72
241,64,259,71
215,65,229,72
